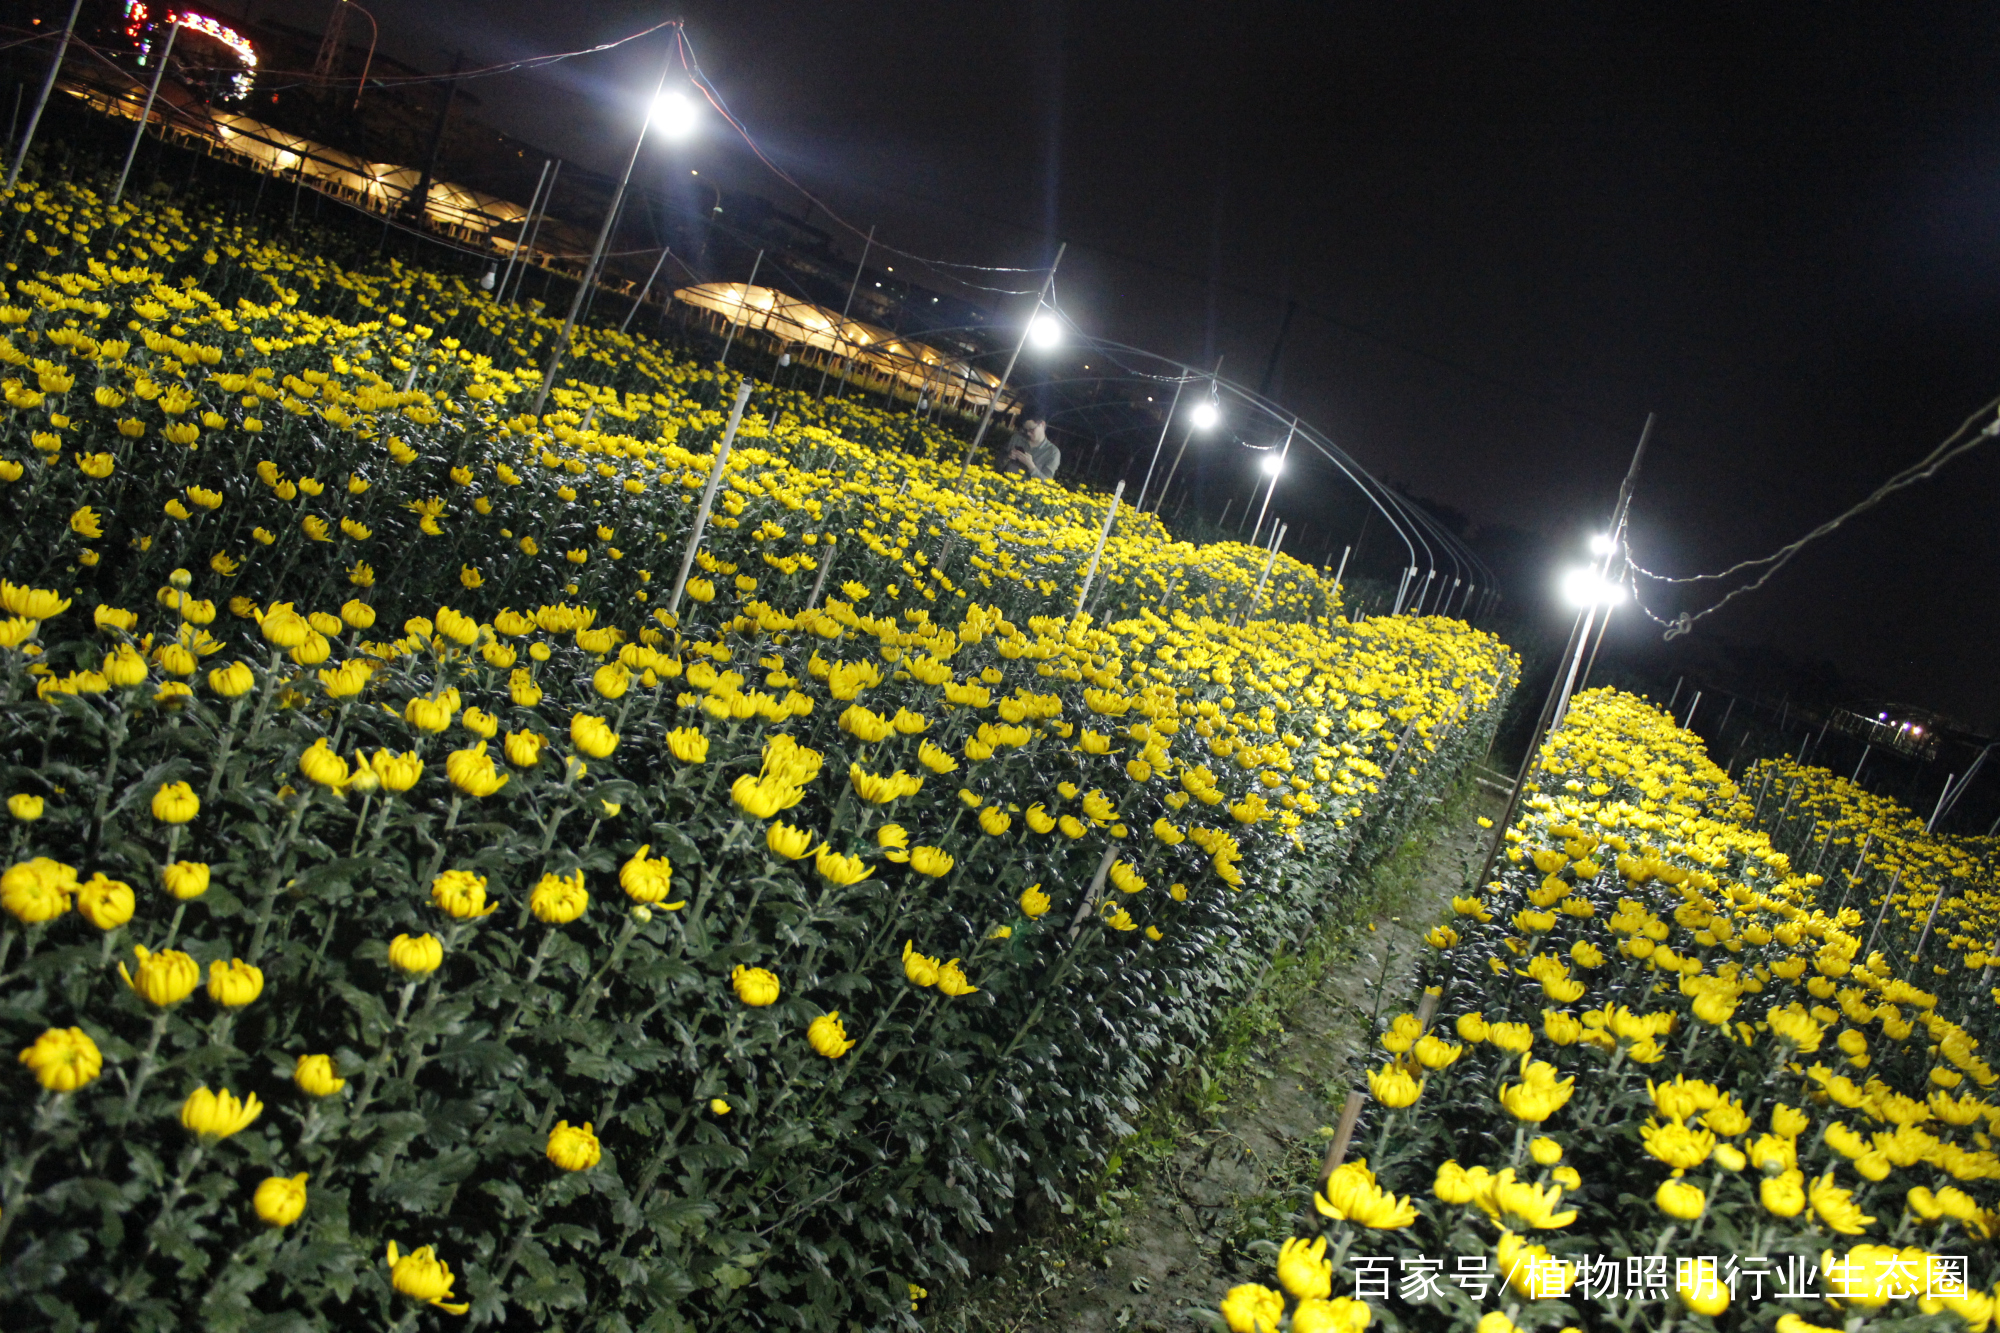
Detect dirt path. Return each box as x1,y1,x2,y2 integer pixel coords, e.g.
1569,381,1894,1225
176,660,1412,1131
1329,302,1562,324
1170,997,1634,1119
948,776,1508,1333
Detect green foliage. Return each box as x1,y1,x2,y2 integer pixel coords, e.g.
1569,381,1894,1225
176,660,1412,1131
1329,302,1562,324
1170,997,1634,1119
0,169,1516,1330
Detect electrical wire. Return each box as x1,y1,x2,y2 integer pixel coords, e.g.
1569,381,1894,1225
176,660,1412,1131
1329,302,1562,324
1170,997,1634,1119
209,19,688,93
672,27,1047,291
1629,395,2000,638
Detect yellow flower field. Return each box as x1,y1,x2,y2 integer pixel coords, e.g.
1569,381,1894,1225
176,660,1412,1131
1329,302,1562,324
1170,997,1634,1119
1222,689,2000,1332
0,171,1515,1329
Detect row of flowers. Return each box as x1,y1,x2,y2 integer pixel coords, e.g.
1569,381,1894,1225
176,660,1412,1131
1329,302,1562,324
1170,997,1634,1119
1219,688,2000,1332
0,170,1514,1331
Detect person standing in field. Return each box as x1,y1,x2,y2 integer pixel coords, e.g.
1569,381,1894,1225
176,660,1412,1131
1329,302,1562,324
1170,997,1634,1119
1002,416,1061,480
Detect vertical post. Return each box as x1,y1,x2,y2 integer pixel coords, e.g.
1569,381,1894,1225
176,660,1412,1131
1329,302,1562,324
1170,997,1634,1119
1831,832,1871,917
1249,419,1296,548
954,243,1067,485
508,160,561,305
620,246,671,334
1576,600,1615,694
532,56,676,417
666,382,754,618
1071,482,1125,617
1862,869,1902,959
6,0,85,191
498,158,552,304
803,536,838,611
110,21,179,207
1682,690,1702,730
1390,566,1412,615
816,227,875,400
1331,544,1352,593
1132,376,1185,513
1851,745,1870,784
717,249,763,369
1550,416,1654,733
1236,523,1286,626
1927,775,1956,834
404,52,464,224
1668,677,1684,712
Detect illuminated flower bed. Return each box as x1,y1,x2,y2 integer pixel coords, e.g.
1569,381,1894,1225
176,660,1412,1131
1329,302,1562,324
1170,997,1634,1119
0,174,1516,1329
1221,689,2000,1333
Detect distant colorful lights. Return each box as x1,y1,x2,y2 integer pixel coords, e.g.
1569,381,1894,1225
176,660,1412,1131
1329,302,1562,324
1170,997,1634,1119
123,2,257,99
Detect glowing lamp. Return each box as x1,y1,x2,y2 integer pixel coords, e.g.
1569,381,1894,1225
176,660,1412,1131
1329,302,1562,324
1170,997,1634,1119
652,91,698,138
1561,568,1627,608
1028,314,1061,348
1189,400,1220,430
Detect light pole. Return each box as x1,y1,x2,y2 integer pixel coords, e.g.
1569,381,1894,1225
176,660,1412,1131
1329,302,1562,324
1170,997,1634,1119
953,242,1067,486
110,18,179,207
1150,385,1220,517
1131,376,1185,513
1248,419,1294,547
531,74,695,417
344,1,380,111
1466,413,1653,895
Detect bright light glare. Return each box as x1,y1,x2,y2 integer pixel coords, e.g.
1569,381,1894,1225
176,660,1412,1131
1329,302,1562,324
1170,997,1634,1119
1589,532,1617,555
1028,314,1061,347
1560,567,1627,608
1259,453,1284,476
1190,400,1220,430
652,91,698,138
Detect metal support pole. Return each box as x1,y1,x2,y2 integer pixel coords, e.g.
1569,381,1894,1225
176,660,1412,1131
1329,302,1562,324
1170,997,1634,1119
1831,832,1871,917
1550,415,1653,732
717,249,763,369
621,246,671,334
1683,690,1702,730
1071,481,1125,617
1577,601,1614,695
110,20,179,208
508,160,561,305
954,243,1066,484
6,0,84,192
1237,523,1286,626
1927,775,1956,834
1851,745,1871,784
498,157,552,304
803,536,838,611
1862,869,1902,959
1132,376,1185,513
531,57,675,417
665,382,754,618
1248,419,1297,549
816,227,875,400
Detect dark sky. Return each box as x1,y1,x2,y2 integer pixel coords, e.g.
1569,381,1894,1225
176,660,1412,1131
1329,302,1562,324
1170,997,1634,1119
285,1,1999,727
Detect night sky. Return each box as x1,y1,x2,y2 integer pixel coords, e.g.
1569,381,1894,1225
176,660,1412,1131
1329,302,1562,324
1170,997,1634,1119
299,1,1999,728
